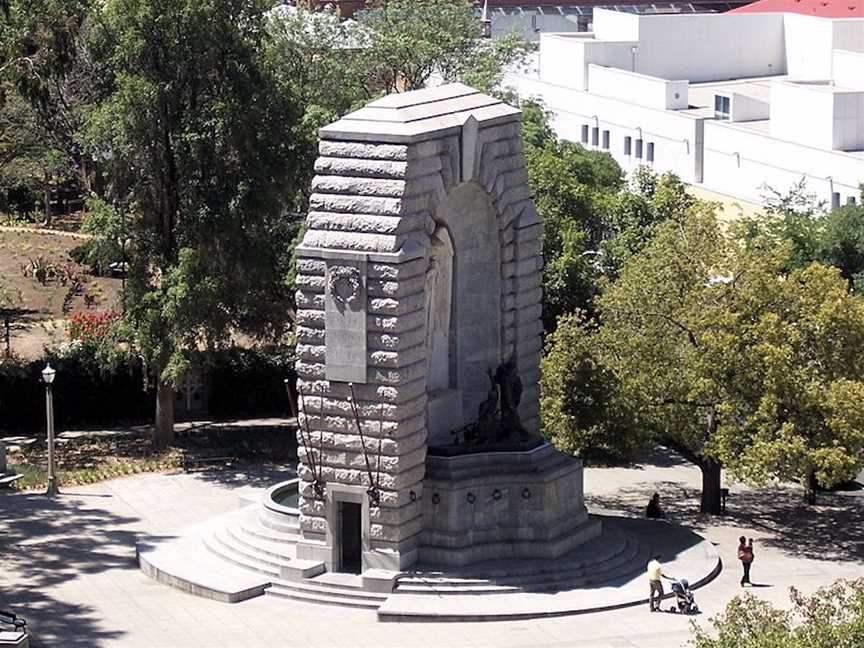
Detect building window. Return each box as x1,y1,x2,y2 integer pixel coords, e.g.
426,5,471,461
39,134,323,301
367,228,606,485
624,136,632,155
602,130,610,149
849,196,858,206
714,95,731,121
646,142,655,163
635,139,643,159
832,192,841,210
581,125,589,144
591,127,599,146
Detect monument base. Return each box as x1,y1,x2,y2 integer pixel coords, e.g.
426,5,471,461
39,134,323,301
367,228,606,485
419,442,601,567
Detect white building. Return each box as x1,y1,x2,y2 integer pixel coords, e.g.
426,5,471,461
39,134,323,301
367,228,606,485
505,9,864,210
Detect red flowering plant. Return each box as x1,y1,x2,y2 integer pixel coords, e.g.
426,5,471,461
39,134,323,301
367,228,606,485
68,310,121,347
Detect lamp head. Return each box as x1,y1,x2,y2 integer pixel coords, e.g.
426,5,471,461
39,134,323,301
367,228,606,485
42,363,56,385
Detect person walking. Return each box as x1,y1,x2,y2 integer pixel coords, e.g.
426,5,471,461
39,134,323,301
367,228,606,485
738,536,754,586
647,554,665,611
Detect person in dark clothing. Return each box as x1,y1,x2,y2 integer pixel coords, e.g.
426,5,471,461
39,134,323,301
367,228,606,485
646,492,665,519
738,536,754,586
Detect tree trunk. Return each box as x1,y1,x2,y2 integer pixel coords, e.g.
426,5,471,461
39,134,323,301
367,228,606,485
43,173,52,226
153,378,175,449
4,317,10,358
805,469,818,505
699,458,722,514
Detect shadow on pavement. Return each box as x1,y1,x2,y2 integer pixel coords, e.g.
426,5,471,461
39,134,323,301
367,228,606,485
186,461,296,491
588,474,864,564
0,491,138,647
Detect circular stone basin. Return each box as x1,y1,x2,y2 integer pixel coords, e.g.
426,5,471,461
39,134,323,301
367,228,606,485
265,479,300,513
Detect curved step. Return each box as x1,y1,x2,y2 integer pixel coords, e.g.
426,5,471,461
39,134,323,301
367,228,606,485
226,525,297,562
239,514,302,545
266,584,383,610
258,507,300,534
203,530,286,578
395,535,650,595
270,578,389,603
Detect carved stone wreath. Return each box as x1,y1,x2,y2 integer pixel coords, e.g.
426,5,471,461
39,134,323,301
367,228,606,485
328,265,361,306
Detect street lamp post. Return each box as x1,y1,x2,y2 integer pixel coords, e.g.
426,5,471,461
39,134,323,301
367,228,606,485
41,363,58,497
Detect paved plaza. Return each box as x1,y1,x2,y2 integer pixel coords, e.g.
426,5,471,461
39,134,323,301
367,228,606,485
1,448,861,648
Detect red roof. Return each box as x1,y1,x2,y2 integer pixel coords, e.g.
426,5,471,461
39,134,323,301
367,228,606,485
730,0,864,17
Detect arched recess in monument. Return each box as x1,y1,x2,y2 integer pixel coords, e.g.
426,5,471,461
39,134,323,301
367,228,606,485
425,182,501,447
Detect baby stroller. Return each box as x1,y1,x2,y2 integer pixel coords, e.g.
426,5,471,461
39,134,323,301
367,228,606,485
670,578,699,614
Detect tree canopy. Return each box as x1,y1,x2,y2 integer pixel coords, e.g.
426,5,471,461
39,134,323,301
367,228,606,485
522,102,694,333
739,181,864,294
540,311,644,462
85,0,303,446
597,208,864,509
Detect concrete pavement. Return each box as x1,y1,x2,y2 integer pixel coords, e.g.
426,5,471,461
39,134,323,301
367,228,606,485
0,449,861,648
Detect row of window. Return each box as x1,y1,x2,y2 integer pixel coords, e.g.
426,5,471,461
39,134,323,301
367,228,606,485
580,125,655,162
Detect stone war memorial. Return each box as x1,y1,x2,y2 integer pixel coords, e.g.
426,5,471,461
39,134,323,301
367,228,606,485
139,84,720,620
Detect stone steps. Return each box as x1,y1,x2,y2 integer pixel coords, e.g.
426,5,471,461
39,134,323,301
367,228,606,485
225,525,297,561
267,584,384,610
203,529,287,578
411,530,629,581
258,506,301,534
239,515,302,546
395,533,649,595
267,574,389,610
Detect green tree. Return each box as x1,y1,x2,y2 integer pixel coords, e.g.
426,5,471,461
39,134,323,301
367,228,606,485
85,0,302,447
739,181,864,295
0,0,101,196
357,0,531,95
599,209,864,511
267,6,372,208
540,312,643,462
525,128,624,331
818,203,864,292
690,580,864,648
0,84,72,220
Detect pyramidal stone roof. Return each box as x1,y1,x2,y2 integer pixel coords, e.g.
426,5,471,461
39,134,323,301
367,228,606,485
319,83,521,144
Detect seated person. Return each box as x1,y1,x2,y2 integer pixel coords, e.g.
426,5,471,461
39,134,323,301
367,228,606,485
646,492,665,519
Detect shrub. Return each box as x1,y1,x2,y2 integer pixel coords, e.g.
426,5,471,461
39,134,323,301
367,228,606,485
0,354,151,433
68,310,120,345
207,346,296,419
690,580,864,648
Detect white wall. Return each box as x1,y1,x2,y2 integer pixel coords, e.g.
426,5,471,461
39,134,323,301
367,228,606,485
507,73,702,182
833,19,864,53
730,93,770,122
539,33,636,91
784,13,835,79
587,64,689,110
832,91,864,151
629,13,786,82
703,120,864,206
833,50,864,89
538,33,588,88
592,9,640,41
770,82,836,149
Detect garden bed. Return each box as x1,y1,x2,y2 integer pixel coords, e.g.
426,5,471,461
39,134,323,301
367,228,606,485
6,423,297,490
0,229,122,359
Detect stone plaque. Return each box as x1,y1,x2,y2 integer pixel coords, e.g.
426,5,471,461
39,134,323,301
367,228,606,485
324,259,367,383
